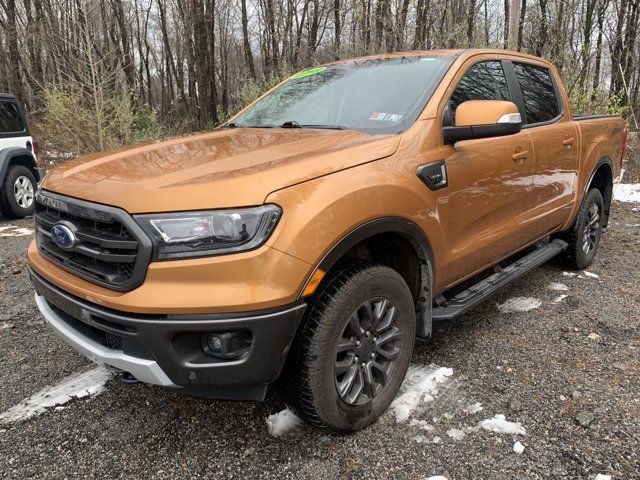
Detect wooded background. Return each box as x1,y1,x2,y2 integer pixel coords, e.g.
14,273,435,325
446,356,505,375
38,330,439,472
0,0,638,159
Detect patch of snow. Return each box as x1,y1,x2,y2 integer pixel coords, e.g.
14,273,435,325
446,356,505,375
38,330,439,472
463,402,483,414
562,271,577,277
0,367,113,423
425,476,448,480
594,475,612,480
265,408,301,437
408,419,434,431
44,150,75,160
552,294,568,303
413,434,428,443
613,183,640,202
0,225,34,237
432,436,442,444
513,441,525,454
548,282,569,291
390,364,453,423
446,428,465,441
583,271,599,279
496,297,542,313
477,414,526,435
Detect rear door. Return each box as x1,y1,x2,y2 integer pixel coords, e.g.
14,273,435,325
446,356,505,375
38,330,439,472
437,58,537,287
511,62,579,232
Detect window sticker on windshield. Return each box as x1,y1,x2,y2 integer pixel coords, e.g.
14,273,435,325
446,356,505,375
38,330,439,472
369,112,403,122
289,66,327,80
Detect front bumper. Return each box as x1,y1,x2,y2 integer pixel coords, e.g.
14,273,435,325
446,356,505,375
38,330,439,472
31,267,306,400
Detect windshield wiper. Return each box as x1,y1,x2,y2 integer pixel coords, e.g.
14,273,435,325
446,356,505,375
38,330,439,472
301,124,348,130
280,120,303,128
222,122,277,128
279,121,347,130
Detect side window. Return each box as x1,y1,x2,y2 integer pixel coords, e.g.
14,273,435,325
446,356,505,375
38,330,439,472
514,63,560,124
448,61,510,121
0,101,25,133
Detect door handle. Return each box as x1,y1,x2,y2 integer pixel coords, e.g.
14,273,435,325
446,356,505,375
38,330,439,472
512,150,529,161
563,137,575,147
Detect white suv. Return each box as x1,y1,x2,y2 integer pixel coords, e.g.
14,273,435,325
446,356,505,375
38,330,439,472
0,93,45,218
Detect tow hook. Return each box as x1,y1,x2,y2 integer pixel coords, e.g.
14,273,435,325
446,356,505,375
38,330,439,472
120,372,141,385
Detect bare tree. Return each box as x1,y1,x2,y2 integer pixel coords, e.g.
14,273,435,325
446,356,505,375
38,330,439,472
0,0,637,157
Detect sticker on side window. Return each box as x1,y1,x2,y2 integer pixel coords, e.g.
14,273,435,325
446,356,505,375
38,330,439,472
369,112,403,122
289,66,327,79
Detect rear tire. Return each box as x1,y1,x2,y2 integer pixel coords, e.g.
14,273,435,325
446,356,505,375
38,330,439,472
559,188,604,270
284,262,416,432
0,165,37,219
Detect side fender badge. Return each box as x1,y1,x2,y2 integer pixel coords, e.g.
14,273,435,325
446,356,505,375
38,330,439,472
417,161,448,191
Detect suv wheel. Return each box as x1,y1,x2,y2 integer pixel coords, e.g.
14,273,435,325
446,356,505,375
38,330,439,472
0,165,37,219
285,262,415,432
560,187,604,270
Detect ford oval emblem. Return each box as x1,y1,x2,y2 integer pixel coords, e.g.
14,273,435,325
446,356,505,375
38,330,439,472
51,223,77,250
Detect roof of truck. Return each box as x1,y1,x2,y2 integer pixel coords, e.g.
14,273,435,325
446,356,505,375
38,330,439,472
324,48,551,67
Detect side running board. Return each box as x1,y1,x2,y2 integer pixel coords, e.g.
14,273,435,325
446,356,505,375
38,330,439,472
432,239,568,322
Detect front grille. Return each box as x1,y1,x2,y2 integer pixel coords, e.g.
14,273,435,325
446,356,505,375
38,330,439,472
34,190,152,291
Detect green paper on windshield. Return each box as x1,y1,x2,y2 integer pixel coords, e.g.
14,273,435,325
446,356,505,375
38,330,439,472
289,66,327,79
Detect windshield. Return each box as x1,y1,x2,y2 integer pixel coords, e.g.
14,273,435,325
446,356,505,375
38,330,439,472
231,55,454,135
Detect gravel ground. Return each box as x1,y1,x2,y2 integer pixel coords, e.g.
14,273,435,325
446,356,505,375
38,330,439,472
0,203,638,480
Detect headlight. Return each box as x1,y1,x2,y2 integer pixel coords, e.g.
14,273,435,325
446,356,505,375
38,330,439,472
135,205,281,259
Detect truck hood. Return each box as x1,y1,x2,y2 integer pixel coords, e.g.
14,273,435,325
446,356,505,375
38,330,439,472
42,128,400,213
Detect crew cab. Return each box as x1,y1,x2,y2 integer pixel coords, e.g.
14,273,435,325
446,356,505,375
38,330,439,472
28,49,626,432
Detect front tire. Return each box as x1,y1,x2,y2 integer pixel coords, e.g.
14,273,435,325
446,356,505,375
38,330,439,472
560,188,604,270
0,165,37,219
285,262,416,432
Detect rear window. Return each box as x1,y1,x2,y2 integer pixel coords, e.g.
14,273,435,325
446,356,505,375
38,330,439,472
0,101,25,133
514,63,560,124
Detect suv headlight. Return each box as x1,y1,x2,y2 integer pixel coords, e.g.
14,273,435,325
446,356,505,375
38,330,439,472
135,205,281,259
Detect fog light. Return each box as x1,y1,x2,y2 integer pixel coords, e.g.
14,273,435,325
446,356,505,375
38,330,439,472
202,331,251,360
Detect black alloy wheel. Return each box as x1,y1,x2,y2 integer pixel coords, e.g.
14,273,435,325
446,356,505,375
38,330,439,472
334,297,402,406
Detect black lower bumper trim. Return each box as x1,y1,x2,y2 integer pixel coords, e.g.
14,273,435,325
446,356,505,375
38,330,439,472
29,266,307,396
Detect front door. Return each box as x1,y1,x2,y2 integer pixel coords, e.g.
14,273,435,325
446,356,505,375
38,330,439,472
436,58,538,288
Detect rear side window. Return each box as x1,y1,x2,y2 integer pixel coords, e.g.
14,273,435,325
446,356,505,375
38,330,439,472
448,61,510,120
0,101,25,133
514,63,560,124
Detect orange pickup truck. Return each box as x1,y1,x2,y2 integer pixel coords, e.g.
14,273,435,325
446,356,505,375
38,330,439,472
28,49,626,432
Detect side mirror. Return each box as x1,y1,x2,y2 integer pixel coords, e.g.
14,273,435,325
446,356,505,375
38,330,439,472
442,100,522,145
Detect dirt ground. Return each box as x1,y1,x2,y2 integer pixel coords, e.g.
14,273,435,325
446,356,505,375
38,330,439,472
0,202,638,479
